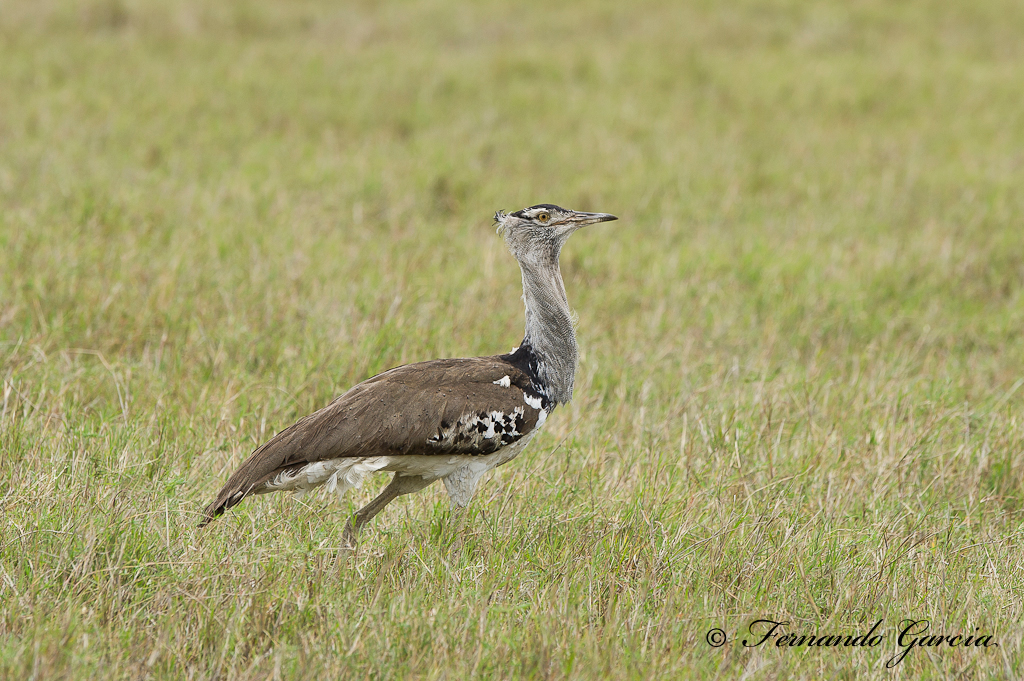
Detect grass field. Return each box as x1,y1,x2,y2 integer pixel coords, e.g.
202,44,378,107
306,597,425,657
2,0,1024,678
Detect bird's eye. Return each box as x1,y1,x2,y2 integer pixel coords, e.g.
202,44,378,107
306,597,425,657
536,212,550,223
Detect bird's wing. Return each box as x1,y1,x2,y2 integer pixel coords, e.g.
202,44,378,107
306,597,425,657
199,356,547,524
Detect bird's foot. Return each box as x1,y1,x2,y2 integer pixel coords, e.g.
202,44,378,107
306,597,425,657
340,519,360,553
447,505,471,552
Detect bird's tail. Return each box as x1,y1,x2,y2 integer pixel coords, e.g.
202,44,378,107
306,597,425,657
198,484,253,528
197,444,287,528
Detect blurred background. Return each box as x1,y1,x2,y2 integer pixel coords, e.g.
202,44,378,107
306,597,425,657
4,0,1022,387
2,0,1023,678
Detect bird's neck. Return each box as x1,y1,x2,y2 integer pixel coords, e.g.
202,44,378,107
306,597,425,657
519,260,578,405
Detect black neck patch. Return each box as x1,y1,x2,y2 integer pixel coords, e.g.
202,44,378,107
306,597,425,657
500,339,554,410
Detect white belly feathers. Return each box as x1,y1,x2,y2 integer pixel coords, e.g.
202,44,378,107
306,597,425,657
261,430,541,507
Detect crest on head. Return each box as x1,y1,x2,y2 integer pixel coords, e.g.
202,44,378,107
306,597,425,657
494,204,617,263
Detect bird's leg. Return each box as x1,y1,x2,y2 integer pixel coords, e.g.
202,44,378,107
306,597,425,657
342,485,400,547
342,474,432,548
447,503,471,552
439,467,488,551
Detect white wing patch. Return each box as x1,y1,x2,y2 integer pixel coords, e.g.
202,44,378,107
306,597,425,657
493,375,511,388
524,393,543,409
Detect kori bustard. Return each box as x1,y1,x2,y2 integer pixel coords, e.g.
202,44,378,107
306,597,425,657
199,204,616,543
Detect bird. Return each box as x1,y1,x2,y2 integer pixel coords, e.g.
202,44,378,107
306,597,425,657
198,204,617,544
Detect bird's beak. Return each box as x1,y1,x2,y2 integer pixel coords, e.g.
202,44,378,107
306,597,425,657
568,211,618,226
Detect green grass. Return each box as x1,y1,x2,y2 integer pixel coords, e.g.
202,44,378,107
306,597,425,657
2,0,1024,678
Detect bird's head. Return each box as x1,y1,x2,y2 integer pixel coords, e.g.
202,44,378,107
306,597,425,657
494,204,617,264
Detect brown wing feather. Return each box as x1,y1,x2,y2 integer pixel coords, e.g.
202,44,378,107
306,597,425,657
198,356,545,526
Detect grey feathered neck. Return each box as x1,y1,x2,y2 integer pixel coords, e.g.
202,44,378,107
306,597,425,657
496,204,616,405
518,255,577,405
